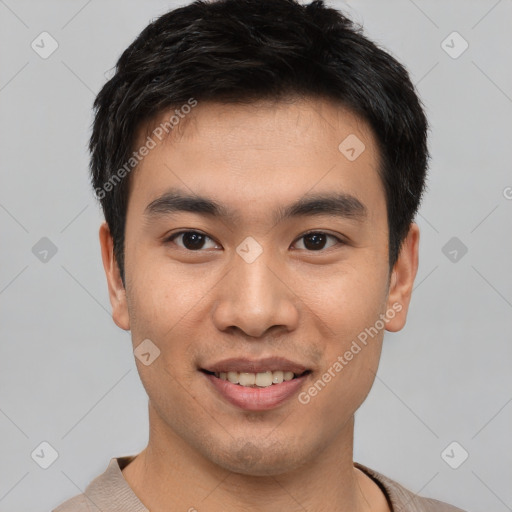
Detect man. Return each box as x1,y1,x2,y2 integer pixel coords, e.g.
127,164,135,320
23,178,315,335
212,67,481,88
54,0,467,510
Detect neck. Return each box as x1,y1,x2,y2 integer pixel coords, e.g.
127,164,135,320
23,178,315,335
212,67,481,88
122,402,388,512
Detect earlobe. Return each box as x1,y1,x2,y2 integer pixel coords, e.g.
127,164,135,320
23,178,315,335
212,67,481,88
385,223,420,333
99,222,130,331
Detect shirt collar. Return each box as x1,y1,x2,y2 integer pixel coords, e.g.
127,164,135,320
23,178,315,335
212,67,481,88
83,456,434,512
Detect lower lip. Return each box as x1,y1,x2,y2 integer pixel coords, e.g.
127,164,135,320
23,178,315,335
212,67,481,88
203,372,310,411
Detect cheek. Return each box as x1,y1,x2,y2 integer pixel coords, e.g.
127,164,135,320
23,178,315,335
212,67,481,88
294,262,387,407
298,307,384,430
125,254,216,403
295,259,388,340
125,261,200,418
126,247,212,339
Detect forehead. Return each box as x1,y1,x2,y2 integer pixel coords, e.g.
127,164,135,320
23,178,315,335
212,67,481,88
128,97,384,222
141,97,375,151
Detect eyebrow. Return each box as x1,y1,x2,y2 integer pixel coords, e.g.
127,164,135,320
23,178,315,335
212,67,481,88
144,187,367,225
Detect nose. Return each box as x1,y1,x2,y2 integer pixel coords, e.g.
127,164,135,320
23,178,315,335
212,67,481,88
211,247,300,338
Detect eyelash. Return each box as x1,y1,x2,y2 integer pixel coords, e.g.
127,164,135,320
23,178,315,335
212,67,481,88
164,230,345,252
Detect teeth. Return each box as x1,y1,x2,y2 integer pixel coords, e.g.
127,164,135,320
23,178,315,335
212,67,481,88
272,371,284,384
227,371,239,384
215,370,302,387
238,372,256,386
255,371,273,387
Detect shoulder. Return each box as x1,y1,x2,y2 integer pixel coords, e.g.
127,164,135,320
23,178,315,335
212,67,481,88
52,455,141,512
52,493,93,512
354,462,468,512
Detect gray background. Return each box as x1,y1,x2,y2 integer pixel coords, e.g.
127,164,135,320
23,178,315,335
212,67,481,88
1,1,511,511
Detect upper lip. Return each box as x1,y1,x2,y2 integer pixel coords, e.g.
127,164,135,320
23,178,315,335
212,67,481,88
202,357,308,374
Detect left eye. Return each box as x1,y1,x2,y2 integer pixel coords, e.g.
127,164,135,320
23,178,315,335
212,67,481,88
292,232,342,251
166,230,342,252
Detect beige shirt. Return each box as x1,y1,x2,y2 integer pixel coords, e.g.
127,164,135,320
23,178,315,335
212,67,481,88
53,456,466,511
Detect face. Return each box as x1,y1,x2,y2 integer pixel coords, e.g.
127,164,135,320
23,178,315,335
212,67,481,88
100,97,419,476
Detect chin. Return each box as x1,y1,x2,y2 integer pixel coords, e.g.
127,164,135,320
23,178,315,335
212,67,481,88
209,438,308,477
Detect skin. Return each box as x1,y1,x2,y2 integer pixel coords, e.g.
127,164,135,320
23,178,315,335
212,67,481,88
99,97,419,511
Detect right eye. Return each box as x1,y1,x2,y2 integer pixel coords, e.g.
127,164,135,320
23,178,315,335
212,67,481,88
164,230,221,251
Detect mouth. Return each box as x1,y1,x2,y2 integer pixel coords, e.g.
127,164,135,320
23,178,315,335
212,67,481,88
201,369,311,388
200,357,312,411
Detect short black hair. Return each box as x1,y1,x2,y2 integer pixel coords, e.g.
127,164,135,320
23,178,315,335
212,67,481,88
90,0,429,286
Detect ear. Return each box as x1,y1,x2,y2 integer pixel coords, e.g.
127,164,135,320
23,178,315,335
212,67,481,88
385,222,420,332
99,221,130,331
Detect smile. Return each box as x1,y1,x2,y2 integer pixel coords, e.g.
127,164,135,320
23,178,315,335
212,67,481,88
200,358,312,411
210,370,306,387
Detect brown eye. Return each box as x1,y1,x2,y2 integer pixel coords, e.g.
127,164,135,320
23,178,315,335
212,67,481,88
166,231,218,251
293,232,342,251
